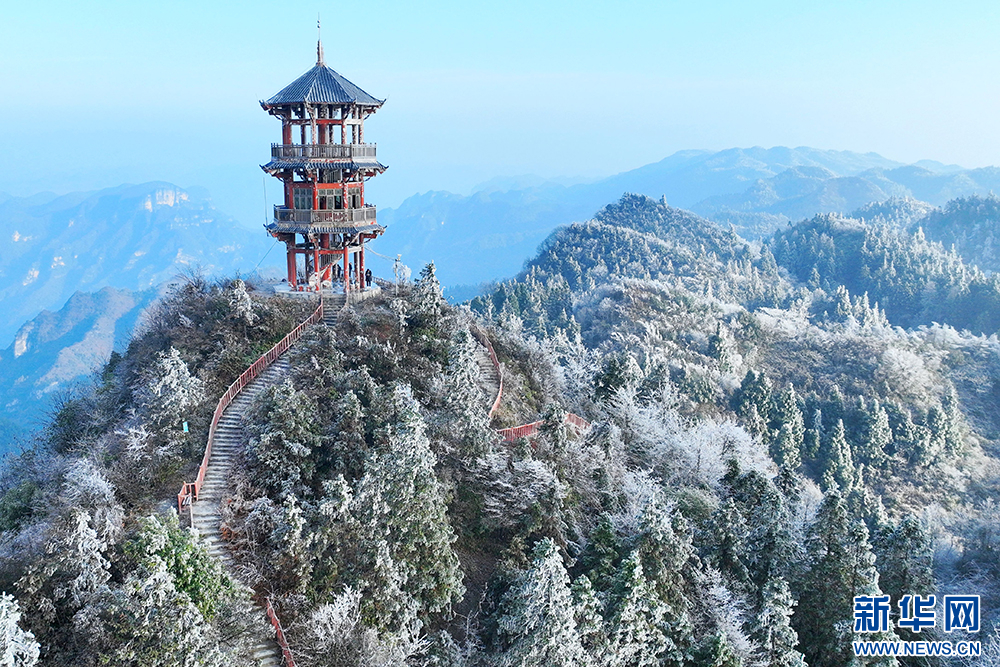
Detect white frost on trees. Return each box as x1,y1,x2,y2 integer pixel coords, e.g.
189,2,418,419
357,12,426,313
293,587,422,667
59,458,124,544
413,263,445,326
228,279,257,325
348,384,464,631
138,347,205,429
494,538,589,667
0,593,39,667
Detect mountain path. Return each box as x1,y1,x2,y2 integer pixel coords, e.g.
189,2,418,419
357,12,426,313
190,293,346,666
471,334,501,415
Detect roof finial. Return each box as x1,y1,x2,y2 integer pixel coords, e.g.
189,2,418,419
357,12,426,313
317,14,325,66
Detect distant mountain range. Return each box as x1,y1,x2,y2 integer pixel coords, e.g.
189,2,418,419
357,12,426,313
5,148,1000,454
0,182,274,347
0,285,161,451
375,146,1000,292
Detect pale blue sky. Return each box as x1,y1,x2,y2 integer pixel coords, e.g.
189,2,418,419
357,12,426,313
2,0,999,225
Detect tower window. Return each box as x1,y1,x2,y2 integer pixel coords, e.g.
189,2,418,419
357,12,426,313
293,188,311,209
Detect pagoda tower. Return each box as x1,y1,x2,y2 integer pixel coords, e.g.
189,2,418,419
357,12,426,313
261,38,386,293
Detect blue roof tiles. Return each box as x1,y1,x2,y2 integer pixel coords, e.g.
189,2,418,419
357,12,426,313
266,64,383,106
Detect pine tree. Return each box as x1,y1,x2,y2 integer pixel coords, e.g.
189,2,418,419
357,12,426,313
795,490,897,667
733,370,774,439
772,424,801,470
323,390,368,481
693,632,742,667
412,262,446,329
245,380,322,500
493,539,588,667
138,347,205,430
631,502,695,667
605,551,671,667
80,557,226,667
770,386,804,469
873,516,934,603
705,498,750,586
227,278,257,326
858,399,892,469
572,575,607,660
444,328,492,456
820,419,854,492
753,577,805,667
802,408,823,461
351,385,464,631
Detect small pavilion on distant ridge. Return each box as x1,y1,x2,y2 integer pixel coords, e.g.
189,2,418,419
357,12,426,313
260,33,386,293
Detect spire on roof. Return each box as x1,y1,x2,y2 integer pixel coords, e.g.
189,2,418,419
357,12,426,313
317,15,325,66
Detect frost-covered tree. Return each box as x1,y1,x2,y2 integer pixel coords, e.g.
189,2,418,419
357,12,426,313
78,561,225,667
796,490,897,667
605,551,671,667
228,278,257,326
629,501,695,667
802,408,823,461
857,399,892,469
820,419,854,492
73,512,257,667
733,370,774,438
571,575,607,659
493,538,588,667
349,385,464,630
412,262,446,329
0,593,39,667
292,587,421,667
137,347,205,429
770,387,804,468
17,508,111,626
323,390,368,481
245,380,322,499
705,498,750,586
444,328,492,456
753,577,805,667
873,516,934,604
58,458,124,545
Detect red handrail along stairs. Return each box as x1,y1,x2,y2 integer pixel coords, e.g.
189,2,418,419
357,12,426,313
177,299,325,514
177,297,325,667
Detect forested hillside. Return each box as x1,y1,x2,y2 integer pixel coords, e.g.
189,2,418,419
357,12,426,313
2,193,1000,665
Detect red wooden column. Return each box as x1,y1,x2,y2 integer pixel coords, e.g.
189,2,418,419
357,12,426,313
313,242,320,291
342,245,349,293
358,243,365,291
286,241,297,287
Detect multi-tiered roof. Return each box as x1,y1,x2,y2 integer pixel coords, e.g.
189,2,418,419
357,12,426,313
262,42,386,291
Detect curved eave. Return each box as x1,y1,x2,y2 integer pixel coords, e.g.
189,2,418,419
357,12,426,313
261,159,387,174
261,101,383,113
267,221,385,235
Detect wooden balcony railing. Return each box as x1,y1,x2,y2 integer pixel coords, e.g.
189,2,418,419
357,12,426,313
273,205,377,224
271,143,377,159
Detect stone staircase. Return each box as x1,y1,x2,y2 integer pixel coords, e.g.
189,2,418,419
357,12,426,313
187,295,345,666
323,292,347,326
471,336,501,415
190,357,290,666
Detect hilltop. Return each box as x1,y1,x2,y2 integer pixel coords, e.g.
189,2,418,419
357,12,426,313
2,191,1000,665
378,146,1000,291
